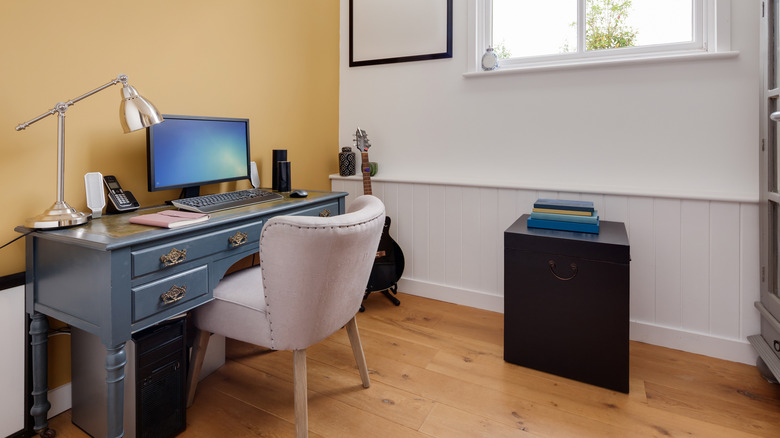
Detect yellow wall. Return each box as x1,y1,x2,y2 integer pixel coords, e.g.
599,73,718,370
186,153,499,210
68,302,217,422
0,1,339,388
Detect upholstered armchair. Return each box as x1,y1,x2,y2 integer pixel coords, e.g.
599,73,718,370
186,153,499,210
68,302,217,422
186,195,385,438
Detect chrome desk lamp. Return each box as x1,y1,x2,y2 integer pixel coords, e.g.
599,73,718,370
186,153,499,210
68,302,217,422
15,74,163,229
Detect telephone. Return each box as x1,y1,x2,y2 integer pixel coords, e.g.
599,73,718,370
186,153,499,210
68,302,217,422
103,175,139,213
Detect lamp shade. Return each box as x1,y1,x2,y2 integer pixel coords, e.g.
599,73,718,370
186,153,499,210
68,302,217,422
120,84,163,133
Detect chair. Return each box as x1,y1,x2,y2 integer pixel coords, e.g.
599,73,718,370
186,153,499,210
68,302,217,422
186,195,385,438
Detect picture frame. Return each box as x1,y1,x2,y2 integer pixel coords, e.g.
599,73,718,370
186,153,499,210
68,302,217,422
349,0,453,67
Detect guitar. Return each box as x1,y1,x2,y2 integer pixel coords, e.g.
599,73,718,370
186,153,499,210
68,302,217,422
354,128,405,309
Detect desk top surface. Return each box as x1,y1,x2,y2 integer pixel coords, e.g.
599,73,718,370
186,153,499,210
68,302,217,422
16,190,346,250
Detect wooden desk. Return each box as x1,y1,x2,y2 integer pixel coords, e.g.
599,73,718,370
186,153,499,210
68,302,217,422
18,190,346,438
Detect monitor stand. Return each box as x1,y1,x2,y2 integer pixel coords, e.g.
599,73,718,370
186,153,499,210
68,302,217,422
179,186,200,199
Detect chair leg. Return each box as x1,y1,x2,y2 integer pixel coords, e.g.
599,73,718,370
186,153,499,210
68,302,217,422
186,328,211,408
345,316,371,388
293,349,308,438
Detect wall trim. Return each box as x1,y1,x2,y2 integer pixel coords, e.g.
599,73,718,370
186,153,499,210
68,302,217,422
330,174,758,204
48,383,70,420
398,278,758,365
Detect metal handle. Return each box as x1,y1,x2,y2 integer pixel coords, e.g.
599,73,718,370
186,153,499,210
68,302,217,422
160,248,187,267
771,111,780,122
549,260,578,281
228,231,248,248
160,285,186,304
319,209,331,217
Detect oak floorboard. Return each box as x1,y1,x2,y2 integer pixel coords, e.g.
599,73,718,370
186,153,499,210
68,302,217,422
44,292,780,437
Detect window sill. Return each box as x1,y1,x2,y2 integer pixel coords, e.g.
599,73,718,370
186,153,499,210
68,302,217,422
463,50,739,78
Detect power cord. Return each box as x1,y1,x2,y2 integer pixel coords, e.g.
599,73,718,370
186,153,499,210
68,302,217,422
0,230,33,250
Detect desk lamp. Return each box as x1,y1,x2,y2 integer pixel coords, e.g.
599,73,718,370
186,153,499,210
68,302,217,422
15,74,163,229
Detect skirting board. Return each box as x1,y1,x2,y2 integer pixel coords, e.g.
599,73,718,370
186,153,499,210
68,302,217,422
397,278,758,366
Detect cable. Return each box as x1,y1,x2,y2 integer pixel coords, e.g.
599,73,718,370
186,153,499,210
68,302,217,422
0,230,33,250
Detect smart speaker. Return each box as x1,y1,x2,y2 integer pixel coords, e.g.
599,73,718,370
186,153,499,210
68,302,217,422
249,161,260,189
84,172,106,218
277,161,291,192
272,149,287,191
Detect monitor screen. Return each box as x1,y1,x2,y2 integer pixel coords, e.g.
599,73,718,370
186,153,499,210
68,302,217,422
147,115,251,194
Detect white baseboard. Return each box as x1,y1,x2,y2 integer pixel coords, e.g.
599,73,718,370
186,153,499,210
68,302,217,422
399,278,758,365
48,383,71,419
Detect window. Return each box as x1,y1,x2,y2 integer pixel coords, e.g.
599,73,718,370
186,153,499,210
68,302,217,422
472,0,730,72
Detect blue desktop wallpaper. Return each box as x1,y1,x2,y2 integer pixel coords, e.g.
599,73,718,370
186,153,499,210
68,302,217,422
151,118,249,190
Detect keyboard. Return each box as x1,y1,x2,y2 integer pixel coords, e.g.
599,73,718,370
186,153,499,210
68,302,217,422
171,189,284,213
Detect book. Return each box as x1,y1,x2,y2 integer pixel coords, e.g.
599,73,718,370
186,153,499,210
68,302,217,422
527,217,600,234
530,210,599,224
532,207,593,216
129,210,210,228
533,198,595,213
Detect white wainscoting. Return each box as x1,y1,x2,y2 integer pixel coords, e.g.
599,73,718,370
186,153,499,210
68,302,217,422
332,176,761,365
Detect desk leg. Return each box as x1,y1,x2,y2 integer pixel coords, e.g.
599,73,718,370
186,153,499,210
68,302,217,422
29,312,52,436
105,343,127,438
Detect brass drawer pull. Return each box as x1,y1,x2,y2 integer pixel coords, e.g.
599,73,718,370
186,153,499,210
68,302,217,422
319,209,331,217
161,285,186,304
228,231,248,248
160,248,187,267
549,260,578,281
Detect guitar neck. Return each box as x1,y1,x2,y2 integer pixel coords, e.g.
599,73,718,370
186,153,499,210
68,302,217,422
361,151,372,195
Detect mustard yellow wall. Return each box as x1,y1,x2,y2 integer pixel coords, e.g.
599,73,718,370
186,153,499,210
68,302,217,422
0,1,339,388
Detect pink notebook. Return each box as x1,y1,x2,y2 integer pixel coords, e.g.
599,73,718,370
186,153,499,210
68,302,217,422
129,210,209,228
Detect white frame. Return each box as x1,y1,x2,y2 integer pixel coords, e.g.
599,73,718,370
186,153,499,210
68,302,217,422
470,0,730,73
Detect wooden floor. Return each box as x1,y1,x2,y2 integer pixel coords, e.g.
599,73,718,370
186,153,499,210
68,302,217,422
49,292,780,437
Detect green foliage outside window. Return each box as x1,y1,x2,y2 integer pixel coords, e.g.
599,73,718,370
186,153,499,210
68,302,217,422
585,0,637,50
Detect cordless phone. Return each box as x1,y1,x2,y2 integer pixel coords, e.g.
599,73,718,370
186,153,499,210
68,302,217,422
103,175,139,213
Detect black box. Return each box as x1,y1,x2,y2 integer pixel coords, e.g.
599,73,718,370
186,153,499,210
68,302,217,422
504,214,630,393
71,316,187,438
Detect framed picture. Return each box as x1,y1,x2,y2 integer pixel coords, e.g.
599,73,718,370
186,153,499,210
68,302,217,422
349,0,453,67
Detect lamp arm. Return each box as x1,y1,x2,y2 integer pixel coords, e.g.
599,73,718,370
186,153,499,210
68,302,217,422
15,74,129,131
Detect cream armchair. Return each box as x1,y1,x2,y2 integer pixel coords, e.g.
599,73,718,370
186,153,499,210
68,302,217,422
186,195,385,438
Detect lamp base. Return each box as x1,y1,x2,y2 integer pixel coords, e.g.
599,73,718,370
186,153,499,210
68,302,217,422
25,201,90,229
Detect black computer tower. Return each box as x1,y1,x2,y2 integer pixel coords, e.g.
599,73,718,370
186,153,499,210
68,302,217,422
71,316,187,438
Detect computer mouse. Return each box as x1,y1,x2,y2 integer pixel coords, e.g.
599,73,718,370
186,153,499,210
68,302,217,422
290,189,308,198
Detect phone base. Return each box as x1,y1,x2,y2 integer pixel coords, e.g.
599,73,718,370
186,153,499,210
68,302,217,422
25,201,90,229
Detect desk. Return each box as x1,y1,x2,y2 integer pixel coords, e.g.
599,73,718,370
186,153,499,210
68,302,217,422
18,190,346,438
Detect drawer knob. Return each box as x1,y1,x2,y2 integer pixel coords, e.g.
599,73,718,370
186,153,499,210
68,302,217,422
319,209,331,217
160,248,187,267
161,285,186,304
548,260,578,281
228,231,248,248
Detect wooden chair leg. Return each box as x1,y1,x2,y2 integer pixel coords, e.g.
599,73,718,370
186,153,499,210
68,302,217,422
293,349,308,438
186,328,211,408
345,316,370,388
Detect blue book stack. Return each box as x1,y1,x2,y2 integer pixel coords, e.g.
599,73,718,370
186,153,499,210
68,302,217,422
528,198,600,233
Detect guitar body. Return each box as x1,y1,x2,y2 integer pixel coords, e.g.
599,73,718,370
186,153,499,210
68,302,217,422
354,128,405,309
366,216,405,293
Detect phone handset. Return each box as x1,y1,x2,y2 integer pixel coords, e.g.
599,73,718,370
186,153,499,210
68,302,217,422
103,175,140,213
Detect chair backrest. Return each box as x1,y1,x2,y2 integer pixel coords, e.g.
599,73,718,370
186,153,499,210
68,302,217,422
259,195,385,351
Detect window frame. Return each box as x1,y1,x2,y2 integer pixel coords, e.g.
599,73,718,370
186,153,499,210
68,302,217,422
469,0,732,74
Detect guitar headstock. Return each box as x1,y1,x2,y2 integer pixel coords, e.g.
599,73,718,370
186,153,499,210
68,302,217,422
353,127,371,152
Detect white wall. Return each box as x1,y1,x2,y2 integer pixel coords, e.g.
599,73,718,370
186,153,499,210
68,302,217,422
0,285,25,436
339,1,759,203
338,1,762,364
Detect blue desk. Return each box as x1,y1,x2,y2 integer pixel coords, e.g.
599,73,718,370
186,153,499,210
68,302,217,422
18,190,346,438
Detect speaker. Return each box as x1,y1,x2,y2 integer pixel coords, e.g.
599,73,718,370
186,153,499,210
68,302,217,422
249,161,260,189
272,149,287,191
277,161,291,192
84,172,106,218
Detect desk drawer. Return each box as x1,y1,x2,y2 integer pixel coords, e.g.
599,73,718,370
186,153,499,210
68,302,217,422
132,265,209,322
132,220,264,277
288,201,340,218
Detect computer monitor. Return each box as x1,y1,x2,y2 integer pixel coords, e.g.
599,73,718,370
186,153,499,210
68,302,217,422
146,115,251,198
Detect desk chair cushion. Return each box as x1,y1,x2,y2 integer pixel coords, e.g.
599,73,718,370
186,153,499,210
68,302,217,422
193,195,385,351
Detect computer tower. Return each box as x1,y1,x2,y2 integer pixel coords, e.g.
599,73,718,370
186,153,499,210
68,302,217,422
71,316,187,438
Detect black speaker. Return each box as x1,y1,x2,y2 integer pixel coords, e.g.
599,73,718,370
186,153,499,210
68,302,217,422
272,149,287,191
277,161,291,192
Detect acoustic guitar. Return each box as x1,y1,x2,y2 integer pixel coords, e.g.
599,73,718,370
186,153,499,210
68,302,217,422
354,128,405,309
